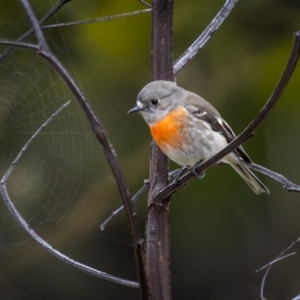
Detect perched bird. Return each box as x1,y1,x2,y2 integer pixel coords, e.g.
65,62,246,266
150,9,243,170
128,80,269,194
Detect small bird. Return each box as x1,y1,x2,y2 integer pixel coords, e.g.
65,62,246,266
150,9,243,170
128,81,269,194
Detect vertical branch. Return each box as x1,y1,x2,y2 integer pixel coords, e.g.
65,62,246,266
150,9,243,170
151,0,174,81
146,0,174,299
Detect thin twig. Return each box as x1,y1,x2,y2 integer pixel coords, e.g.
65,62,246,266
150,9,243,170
101,167,193,231
42,9,151,29
100,180,149,231
260,264,271,300
100,167,194,231
2,100,71,181
256,237,300,300
101,166,191,230
139,0,151,8
0,0,71,63
257,252,297,273
246,163,300,192
174,0,238,74
0,40,39,51
157,31,300,201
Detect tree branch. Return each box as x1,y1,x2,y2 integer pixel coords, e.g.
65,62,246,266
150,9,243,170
256,237,300,300
0,39,39,50
146,0,175,299
139,0,151,8
174,0,238,74
100,180,150,231
246,163,300,192
42,9,151,29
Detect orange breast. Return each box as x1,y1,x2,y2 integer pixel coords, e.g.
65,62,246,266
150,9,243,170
149,107,186,152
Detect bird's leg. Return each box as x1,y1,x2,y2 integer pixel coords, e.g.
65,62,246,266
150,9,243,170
169,167,186,180
169,167,188,186
191,160,205,179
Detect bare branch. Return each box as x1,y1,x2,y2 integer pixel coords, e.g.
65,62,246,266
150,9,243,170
139,0,151,8
5,0,147,289
2,100,70,181
20,0,49,50
174,0,238,74
157,30,300,200
0,39,39,50
146,0,175,299
246,163,300,192
101,166,203,231
256,237,300,300
101,165,196,231
0,101,138,288
100,180,149,231
0,0,71,63
42,9,151,29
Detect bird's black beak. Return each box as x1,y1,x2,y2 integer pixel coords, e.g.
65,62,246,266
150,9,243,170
127,106,144,114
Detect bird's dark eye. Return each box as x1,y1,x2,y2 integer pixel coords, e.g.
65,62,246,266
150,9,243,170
151,98,160,105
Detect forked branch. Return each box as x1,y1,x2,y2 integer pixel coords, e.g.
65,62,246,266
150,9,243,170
0,0,71,63
256,237,300,300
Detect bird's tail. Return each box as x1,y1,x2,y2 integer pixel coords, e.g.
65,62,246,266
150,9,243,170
231,161,269,195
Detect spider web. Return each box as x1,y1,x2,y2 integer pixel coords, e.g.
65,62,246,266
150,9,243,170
0,1,138,299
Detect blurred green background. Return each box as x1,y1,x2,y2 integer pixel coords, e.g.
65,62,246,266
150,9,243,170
0,0,300,299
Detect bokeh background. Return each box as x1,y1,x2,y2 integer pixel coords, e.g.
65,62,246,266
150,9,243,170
0,0,300,299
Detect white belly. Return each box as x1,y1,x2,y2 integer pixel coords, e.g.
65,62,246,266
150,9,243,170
163,125,229,167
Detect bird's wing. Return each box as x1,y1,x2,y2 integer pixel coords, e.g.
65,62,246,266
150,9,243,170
185,103,252,164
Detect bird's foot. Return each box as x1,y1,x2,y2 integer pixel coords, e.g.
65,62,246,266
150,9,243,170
191,160,205,179
169,167,187,187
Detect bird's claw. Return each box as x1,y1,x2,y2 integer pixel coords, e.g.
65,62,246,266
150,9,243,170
191,160,205,179
169,167,187,184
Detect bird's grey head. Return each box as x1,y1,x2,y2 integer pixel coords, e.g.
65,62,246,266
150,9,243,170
128,80,184,124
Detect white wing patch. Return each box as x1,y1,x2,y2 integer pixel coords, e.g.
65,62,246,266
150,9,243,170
217,117,236,138
216,117,224,126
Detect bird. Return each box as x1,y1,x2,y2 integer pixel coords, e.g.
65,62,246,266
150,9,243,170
128,80,269,194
